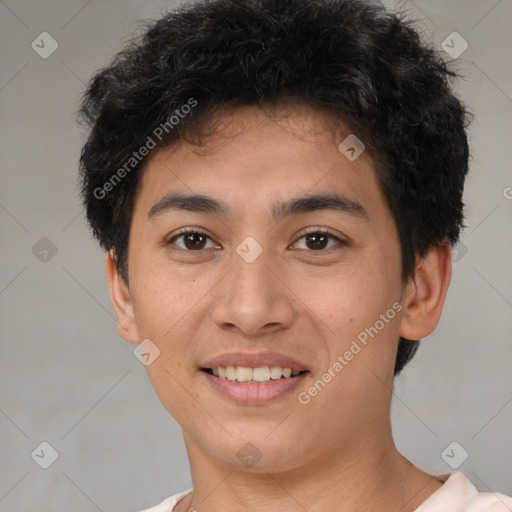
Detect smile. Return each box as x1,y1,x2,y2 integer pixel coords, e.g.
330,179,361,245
203,365,306,383
200,366,309,404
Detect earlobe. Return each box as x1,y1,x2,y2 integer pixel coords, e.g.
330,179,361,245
398,240,452,341
105,250,140,344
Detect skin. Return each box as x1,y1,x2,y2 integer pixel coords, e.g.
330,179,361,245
106,104,452,512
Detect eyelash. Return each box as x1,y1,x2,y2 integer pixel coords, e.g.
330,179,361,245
166,227,347,254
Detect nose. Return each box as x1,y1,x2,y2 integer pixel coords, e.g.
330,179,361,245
211,243,295,337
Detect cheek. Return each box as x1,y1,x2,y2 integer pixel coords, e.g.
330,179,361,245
130,258,213,377
291,256,401,387
130,257,202,335
293,261,387,335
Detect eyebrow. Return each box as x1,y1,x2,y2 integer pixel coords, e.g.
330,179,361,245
147,192,369,222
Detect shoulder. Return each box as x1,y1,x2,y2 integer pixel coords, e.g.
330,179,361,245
414,472,512,511
138,489,193,512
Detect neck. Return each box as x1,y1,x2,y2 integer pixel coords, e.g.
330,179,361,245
175,428,443,512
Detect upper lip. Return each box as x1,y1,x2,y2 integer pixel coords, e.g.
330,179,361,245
201,351,309,372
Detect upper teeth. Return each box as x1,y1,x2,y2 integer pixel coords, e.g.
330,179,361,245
211,366,302,382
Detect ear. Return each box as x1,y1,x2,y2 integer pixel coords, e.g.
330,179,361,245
105,250,140,344
398,239,452,340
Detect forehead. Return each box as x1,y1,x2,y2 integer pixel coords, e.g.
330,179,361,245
134,104,386,223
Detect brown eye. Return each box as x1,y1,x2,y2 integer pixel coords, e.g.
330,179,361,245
167,230,218,251
182,232,207,250
304,232,329,250
293,230,346,252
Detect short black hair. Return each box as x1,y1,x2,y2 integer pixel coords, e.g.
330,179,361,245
77,0,471,375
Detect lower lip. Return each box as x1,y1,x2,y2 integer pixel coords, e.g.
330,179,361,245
200,370,308,405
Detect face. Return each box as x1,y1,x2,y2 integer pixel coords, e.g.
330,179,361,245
115,104,410,472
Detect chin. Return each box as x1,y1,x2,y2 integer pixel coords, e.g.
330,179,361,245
207,428,308,473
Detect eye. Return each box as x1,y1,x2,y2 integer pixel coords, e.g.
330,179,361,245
166,229,220,251
292,229,346,252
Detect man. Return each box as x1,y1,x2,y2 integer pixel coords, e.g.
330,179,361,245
77,0,512,510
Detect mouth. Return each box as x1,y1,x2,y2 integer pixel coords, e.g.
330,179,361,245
200,365,310,405
201,366,308,383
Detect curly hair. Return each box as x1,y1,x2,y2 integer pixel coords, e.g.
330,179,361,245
77,0,471,375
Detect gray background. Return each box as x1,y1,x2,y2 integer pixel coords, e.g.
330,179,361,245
1,0,511,510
